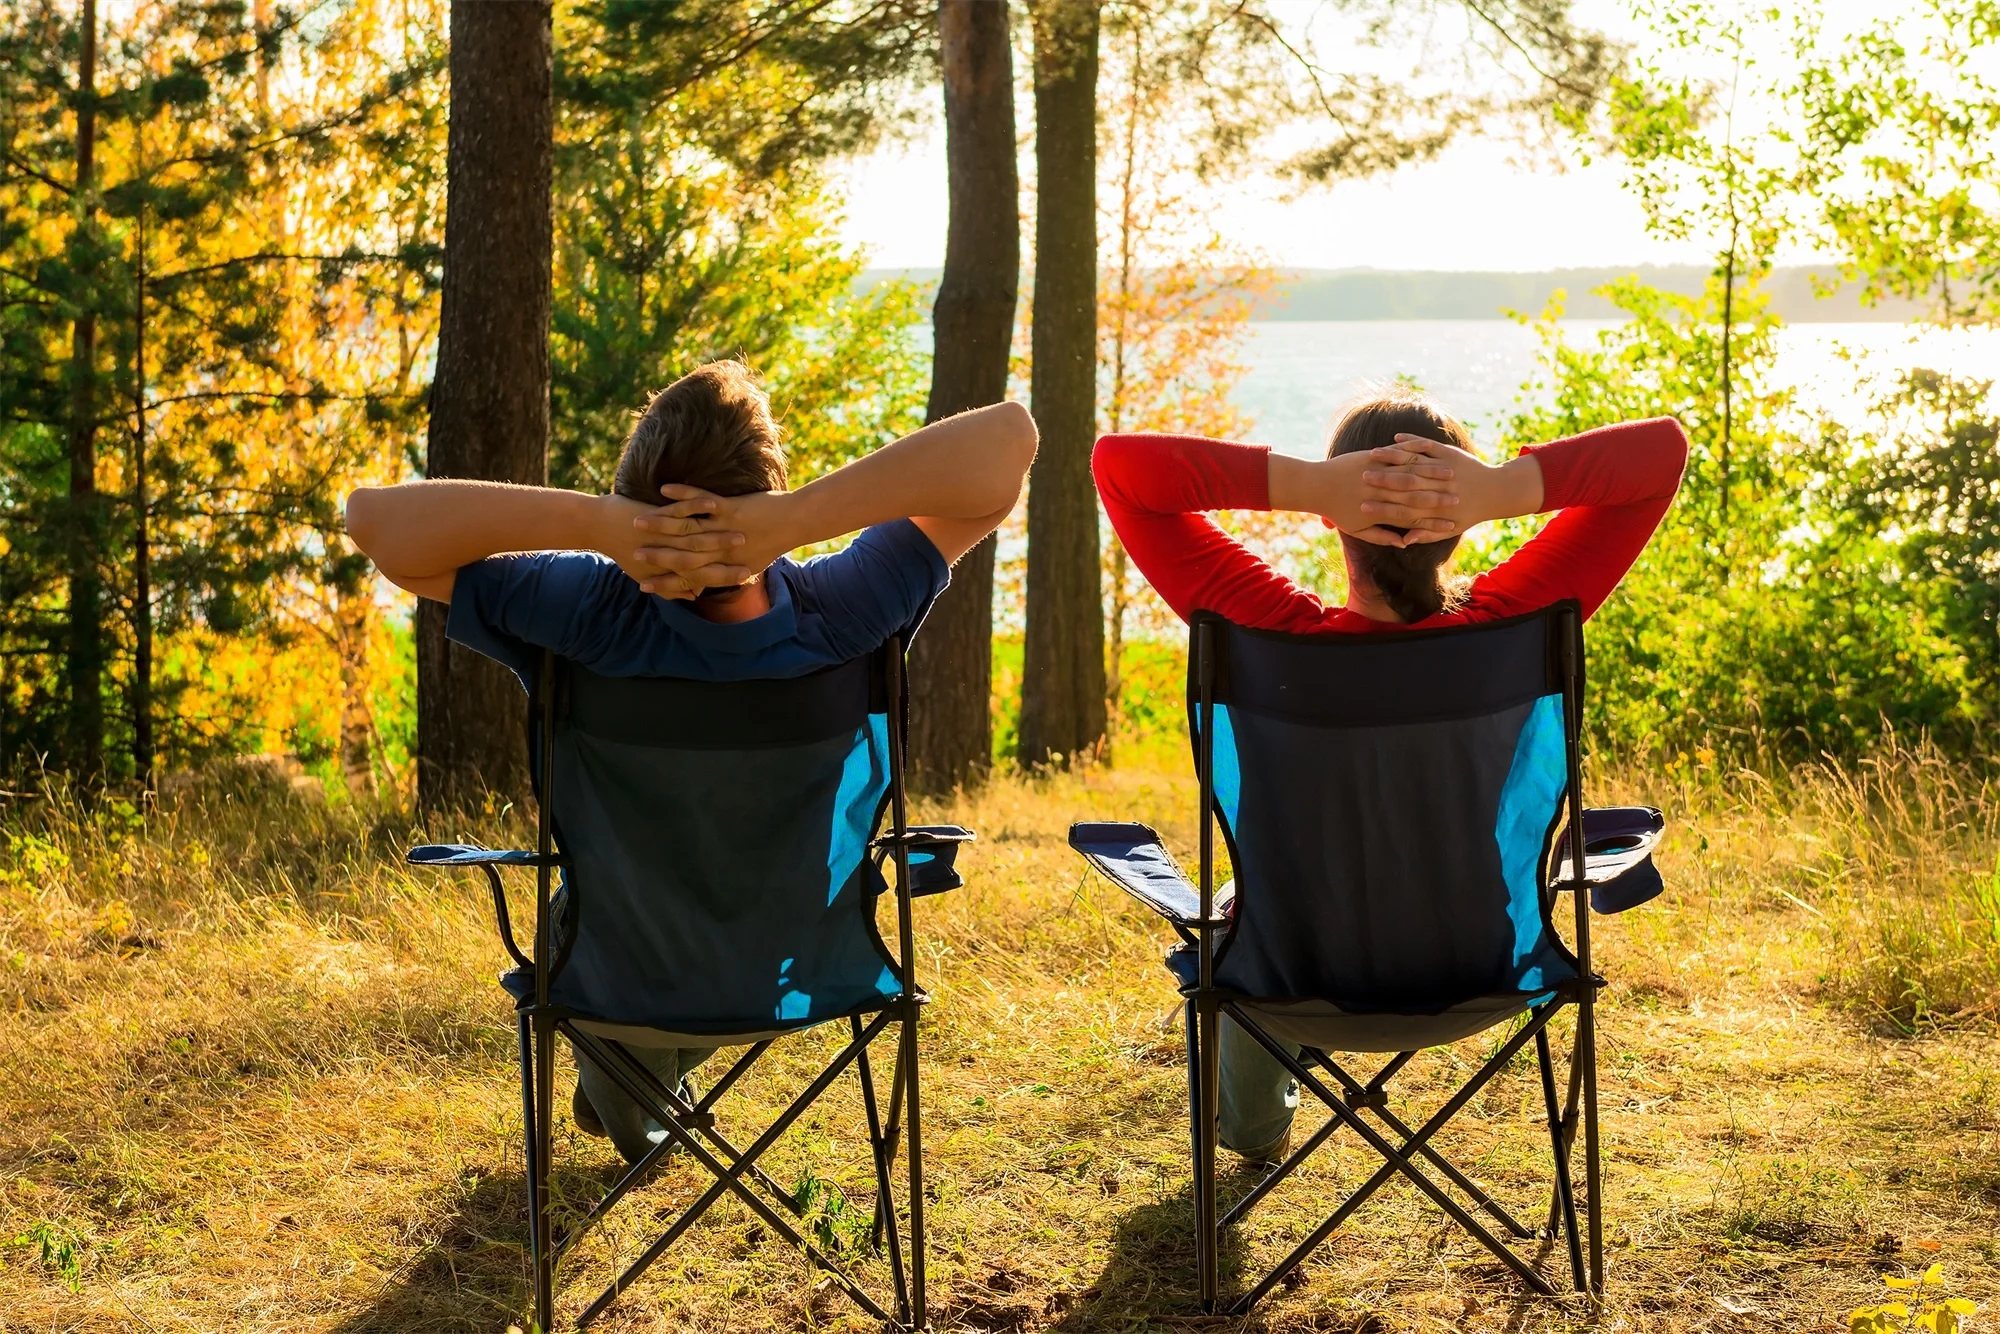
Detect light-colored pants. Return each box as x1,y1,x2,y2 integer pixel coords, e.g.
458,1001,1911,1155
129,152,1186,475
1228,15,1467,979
1217,1015,1300,1162
571,1038,715,1165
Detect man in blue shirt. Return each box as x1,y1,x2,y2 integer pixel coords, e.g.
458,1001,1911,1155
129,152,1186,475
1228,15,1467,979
346,360,1037,1161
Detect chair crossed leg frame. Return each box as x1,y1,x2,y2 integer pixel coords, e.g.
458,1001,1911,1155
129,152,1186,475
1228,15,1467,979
1185,985,1602,1316
513,998,929,1331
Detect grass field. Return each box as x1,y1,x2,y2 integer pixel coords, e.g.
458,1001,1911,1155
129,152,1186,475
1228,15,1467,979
2,745,1997,1333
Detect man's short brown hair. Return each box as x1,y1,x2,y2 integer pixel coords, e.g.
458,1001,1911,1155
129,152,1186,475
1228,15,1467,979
613,360,788,504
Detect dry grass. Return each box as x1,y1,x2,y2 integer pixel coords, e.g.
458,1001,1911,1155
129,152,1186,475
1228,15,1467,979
1,747,1997,1333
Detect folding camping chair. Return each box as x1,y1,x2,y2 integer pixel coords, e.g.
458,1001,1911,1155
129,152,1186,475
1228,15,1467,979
408,640,970,1331
1069,604,1665,1313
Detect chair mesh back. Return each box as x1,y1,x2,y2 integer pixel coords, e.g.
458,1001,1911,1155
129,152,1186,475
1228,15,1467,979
1191,610,1581,1013
542,654,901,1034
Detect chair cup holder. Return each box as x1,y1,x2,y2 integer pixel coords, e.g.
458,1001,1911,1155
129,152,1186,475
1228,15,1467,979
872,824,974,897
1557,806,1667,915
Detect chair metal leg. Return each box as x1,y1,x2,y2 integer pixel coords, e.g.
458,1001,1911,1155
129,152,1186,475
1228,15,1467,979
1224,1003,1562,1313
535,1011,558,1325
900,996,928,1330
573,1013,897,1326
519,1013,554,1334
1192,995,1222,1313
1580,986,1604,1293
871,1049,908,1254
871,1064,903,1254
1300,1047,1534,1241
1536,1024,1586,1290
1220,1108,1342,1228
1544,1017,1586,1238
855,1017,911,1325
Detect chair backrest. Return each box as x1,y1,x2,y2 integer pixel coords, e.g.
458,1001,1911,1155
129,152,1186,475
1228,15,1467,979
532,647,906,1035
1188,606,1584,1012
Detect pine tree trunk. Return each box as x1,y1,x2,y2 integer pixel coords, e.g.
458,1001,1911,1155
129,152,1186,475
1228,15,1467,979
131,187,152,784
1020,0,1105,769
336,591,376,798
417,0,553,811
66,0,103,782
906,0,1020,793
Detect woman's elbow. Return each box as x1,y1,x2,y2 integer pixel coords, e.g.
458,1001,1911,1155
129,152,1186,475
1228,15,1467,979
1656,416,1692,487
1090,432,1139,499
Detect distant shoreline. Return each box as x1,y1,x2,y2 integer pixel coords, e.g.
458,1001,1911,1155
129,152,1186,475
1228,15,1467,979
858,265,1927,324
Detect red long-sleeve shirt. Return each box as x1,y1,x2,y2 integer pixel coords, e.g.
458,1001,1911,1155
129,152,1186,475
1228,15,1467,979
1093,417,1689,633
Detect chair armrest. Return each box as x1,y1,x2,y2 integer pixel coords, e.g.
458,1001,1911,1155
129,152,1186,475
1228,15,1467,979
1552,806,1666,914
1069,822,1233,926
871,825,975,897
407,844,561,868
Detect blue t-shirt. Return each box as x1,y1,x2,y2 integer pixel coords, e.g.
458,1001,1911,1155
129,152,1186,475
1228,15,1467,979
445,518,951,685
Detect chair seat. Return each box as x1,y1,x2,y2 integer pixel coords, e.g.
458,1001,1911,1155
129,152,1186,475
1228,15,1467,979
498,967,899,1047
1165,946,1564,1052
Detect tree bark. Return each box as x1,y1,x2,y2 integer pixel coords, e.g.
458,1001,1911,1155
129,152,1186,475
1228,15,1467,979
1019,0,1105,769
132,175,152,784
336,590,376,797
417,0,553,811
906,0,1020,793
66,0,103,781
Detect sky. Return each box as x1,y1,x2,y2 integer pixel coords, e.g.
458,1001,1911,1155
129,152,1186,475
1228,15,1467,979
836,133,1706,274
832,0,1897,275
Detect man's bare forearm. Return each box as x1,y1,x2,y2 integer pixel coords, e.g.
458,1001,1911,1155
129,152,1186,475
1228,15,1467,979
344,480,614,581
777,401,1037,548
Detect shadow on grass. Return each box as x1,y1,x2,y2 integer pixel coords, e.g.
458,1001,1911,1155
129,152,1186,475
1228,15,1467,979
326,1153,642,1334
1039,1157,1578,1334
1032,1165,1263,1333
327,1167,534,1334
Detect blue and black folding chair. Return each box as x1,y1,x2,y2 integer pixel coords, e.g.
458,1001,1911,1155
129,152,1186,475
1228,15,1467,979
1069,604,1665,1313
408,641,970,1330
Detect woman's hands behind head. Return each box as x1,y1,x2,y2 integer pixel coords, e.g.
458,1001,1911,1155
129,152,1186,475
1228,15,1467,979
1319,443,1461,547
1381,432,1545,532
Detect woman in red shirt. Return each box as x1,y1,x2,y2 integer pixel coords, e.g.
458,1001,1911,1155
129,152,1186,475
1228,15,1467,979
1092,392,1689,1163
1095,396,1689,634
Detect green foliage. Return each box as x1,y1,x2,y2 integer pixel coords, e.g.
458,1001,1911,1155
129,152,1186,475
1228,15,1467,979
1829,370,2000,696
0,0,443,776
10,1219,88,1292
1850,1265,1979,1334
1715,1155,1863,1245
1,0,930,785
1792,0,2000,325
789,1165,872,1257
1498,278,1993,764
548,1,930,492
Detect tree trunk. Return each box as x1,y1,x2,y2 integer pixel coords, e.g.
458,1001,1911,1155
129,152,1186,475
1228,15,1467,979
132,178,152,784
417,0,553,811
66,0,103,782
336,590,376,798
1019,0,1105,769
905,0,1021,793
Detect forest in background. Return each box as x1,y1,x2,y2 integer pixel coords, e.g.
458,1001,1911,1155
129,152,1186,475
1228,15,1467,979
0,0,1995,803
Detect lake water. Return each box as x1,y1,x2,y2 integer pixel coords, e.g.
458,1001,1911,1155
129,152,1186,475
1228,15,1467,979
1234,320,2000,456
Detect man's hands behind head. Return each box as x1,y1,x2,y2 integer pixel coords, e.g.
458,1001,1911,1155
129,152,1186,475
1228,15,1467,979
628,485,787,598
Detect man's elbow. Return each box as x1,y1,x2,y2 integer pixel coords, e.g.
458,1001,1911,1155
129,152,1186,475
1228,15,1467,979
343,487,385,557
999,399,1038,475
